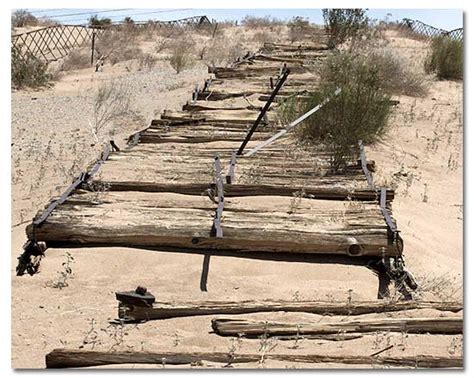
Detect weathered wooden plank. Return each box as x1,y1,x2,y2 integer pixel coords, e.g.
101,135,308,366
45,349,463,368
160,109,276,125
28,191,396,256
209,65,307,79
86,179,388,200
212,317,463,337
263,42,330,52
118,299,463,321
197,89,307,101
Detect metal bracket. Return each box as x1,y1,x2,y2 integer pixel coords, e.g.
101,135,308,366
116,286,156,308
358,140,374,189
211,156,224,238
16,143,113,276
225,151,237,184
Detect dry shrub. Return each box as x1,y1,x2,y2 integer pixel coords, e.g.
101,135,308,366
137,53,157,71
109,46,142,66
204,35,246,67
425,36,463,80
369,50,427,97
169,38,195,73
11,46,51,89
62,49,91,71
253,31,274,45
90,80,139,142
154,28,182,53
241,15,284,29
288,16,313,43
94,30,141,65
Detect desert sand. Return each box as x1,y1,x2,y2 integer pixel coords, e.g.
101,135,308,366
11,25,462,368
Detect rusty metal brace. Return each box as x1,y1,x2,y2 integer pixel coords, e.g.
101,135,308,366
211,156,224,238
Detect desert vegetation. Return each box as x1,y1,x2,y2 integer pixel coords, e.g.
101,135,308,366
11,46,51,89
295,52,394,170
322,8,369,49
425,36,463,80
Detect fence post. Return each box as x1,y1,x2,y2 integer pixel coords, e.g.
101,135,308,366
90,31,96,66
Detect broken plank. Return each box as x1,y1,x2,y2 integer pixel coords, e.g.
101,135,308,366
209,65,307,79
117,299,463,321
212,317,463,337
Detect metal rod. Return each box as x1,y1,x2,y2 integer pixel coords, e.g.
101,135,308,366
225,151,237,184
236,68,290,155
245,88,341,157
90,31,96,65
379,188,398,234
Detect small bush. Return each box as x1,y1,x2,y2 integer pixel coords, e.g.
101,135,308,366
322,8,369,49
241,15,283,28
11,46,51,89
253,31,274,44
88,15,112,27
288,16,312,43
169,39,195,73
295,53,393,170
425,36,463,80
62,49,91,71
11,9,38,28
137,53,157,71
94,30,141,66
204,35,245,67
90,80,137,142
354,50,427,97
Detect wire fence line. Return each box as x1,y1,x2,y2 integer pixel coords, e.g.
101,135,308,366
11,15,212,63
400,18,463,42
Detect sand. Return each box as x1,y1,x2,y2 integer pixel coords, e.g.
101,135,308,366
11,27,463,369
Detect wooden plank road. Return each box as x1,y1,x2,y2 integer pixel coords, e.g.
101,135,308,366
21,39,401,270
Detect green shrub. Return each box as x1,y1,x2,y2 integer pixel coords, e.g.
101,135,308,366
425,36,463,80
11,9,38,28
294,53,393,171
88,15,112,27
11,46,51,89
322,9,369,49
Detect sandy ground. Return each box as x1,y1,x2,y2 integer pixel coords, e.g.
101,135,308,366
10,27,463,369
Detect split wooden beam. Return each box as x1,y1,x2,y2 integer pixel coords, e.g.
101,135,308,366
45,349,463,368
263,42,331,52
117,299,463,322
212,317,463,337
209,64,306,79
27,191,399,256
